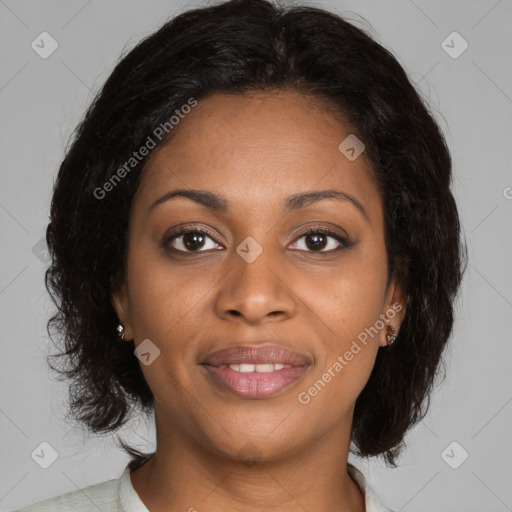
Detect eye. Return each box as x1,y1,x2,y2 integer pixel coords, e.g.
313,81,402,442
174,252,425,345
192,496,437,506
289,227,350,253
163,226,350,255
164,228,223,253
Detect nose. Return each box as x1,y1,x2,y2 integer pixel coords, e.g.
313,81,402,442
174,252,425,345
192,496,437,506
214,243,297,325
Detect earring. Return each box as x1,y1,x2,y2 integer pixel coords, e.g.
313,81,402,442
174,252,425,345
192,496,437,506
117,323,125,341
385,325,397,346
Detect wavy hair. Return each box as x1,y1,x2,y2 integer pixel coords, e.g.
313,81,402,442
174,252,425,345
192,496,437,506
45,0,467,469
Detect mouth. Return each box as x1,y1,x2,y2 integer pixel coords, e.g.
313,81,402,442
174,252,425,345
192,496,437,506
200,344,311,399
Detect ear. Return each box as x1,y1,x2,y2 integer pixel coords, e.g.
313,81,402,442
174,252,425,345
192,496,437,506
379,277,407,348
111,280,134,341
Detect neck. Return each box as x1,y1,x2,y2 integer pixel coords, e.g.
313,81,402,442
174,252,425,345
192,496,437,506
129,405,365,512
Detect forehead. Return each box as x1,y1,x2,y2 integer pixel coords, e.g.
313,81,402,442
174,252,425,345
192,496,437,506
133,91,381,219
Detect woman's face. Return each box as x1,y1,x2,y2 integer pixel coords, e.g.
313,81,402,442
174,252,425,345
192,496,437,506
112,90,405,461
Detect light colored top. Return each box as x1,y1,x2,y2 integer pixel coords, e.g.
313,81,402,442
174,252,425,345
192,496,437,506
15,463,395,511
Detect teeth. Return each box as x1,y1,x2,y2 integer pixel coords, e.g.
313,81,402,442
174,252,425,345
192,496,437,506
227,363,292,372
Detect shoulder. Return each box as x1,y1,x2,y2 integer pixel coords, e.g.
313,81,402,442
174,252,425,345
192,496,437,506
348,463,396,512
14,473,123,512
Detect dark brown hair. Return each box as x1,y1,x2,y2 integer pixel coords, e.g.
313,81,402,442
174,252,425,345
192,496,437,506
45,0,467,469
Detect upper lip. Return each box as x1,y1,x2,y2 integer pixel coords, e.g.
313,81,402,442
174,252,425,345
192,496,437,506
201,344,311,367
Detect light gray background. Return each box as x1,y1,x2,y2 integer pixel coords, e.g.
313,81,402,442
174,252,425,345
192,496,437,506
1,0,511,510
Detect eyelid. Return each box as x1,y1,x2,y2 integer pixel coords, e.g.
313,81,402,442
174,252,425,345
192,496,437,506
293,224,349,241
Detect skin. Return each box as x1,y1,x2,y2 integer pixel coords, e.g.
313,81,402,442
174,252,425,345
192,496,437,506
111,90,406,512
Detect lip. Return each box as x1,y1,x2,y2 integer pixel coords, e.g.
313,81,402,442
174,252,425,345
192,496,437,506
200,344,311,367
200,344,312,399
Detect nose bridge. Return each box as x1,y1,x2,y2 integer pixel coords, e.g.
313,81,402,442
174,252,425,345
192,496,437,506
216,234,295,322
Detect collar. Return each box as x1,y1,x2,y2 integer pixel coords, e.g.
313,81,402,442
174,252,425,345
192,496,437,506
348,463,395,512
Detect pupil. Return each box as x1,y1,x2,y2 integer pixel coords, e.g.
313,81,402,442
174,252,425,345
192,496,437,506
306,234,326,250
184,232,205,250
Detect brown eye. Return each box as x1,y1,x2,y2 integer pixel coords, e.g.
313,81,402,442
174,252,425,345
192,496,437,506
290,228,350,253
165,229,222,253
304,233,329,250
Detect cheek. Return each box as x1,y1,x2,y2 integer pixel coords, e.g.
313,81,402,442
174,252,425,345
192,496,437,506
296,346,377,433
124,245,209,410
304,247,388,341
125,241,213,341
297,279,383,422
296,249,387,404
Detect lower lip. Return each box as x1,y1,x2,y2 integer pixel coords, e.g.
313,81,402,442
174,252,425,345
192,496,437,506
201,364,309,399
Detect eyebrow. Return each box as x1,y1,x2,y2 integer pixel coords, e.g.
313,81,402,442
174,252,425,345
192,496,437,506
148,188,368,220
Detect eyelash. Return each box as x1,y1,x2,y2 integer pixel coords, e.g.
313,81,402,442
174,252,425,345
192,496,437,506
162,226,351,255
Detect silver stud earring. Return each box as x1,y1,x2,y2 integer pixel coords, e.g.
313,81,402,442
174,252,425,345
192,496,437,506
117,323,125,341
385,325,397,346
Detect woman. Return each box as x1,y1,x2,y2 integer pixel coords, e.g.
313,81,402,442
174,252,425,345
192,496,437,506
17,0,466,510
